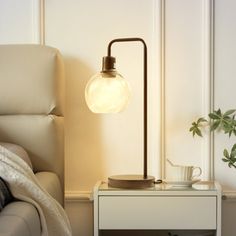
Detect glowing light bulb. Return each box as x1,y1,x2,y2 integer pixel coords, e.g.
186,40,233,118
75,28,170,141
85,72,131,113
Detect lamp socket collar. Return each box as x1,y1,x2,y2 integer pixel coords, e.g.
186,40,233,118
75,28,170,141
102,56,116,72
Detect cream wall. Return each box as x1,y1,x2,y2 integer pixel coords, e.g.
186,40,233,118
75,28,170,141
214,0,236,191
164,0,212,181
1,0,236,235
0,0,40,43
44,0,161,192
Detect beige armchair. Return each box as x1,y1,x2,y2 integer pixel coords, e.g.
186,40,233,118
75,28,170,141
0,45,65,236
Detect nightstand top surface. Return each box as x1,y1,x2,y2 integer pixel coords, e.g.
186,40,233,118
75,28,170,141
95,181,221,196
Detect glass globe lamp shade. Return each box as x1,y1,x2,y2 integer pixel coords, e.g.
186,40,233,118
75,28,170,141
85,72,131,113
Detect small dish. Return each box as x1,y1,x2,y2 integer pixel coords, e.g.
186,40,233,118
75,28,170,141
163,179,201,187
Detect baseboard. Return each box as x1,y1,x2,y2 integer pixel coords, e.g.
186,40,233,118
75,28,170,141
65,190,92,202
222,190,236,200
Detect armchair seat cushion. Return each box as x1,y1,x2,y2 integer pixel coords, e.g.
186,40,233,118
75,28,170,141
0,201,41,236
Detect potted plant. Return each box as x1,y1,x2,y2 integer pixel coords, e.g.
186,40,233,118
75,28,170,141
190,109,236,168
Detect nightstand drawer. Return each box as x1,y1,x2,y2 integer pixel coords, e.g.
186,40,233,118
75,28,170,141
99,196,217,230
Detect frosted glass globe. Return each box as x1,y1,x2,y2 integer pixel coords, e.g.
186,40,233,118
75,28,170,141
85,72,131,113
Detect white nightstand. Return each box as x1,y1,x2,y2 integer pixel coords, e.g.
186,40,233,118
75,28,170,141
93,181,221,236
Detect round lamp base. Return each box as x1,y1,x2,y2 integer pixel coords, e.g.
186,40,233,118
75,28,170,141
108,174,155,189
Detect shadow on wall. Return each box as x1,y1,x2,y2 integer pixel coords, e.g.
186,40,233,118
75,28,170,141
64,56,106,190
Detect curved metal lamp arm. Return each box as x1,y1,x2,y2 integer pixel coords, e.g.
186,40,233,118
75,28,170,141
106,38,148,179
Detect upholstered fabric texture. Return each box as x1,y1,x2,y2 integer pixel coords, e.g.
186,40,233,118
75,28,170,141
35,171,63,205
0,201,41,236
0,115,64,184
0,45,65,189
0,142,33,169
0,45,64,115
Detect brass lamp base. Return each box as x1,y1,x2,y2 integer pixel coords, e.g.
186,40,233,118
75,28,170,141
108,175,155,189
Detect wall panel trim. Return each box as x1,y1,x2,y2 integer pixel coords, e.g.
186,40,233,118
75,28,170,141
160,0,166,180
31,0,41,43
39,0,45,44
148,0,163,179
161,0,214,181
222,191,236,200
65,191,92,202
201,0,214,181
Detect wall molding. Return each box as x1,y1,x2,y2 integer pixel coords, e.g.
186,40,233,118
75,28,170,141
31,0,41,43
65,191,92,202
200,0,214,181
160,0,166,180
210,0,215,180
222,191,236,200
148,0,163,179
39,0,45,44
161,0,214,181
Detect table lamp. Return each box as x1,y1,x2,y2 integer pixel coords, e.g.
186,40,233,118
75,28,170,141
85,37,155,189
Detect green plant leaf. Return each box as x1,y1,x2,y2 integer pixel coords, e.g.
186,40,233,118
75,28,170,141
224,149,230,158
197,117,207,124
209,113,219,120
224,109,236,116
189,120,205,137
232,117,236,125
210,120,220,131
195,128,203,137
216,109,222,116
232,144,236,152
231,150,236,157
190,109,236,170
231,157,236,162
223,124,233,131
189,127,194,132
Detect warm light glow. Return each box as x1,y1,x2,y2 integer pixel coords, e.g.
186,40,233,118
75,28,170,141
85,72,131,113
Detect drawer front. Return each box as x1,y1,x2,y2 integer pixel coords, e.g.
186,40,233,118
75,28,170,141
99,196,216,230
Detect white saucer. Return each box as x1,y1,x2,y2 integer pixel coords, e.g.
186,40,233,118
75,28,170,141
163,179,201,187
